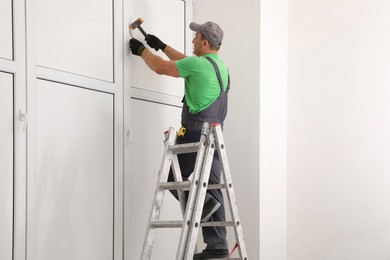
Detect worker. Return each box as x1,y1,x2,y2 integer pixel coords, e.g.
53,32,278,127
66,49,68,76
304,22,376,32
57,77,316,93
129,21,230,259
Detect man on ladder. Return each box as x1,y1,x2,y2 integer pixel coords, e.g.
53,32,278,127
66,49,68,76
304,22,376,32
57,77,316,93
130,21,230,259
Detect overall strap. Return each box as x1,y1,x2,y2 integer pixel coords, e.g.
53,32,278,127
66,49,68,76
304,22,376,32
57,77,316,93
205,56,230,93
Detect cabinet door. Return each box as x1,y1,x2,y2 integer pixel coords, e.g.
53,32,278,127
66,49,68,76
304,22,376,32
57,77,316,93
125,99,182,260
127,0,185,98
0,72,13,260
27,80,114,260
35,0,114,81
0,0,13,59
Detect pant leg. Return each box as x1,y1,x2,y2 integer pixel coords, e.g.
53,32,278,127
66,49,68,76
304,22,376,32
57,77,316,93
202,154,228,249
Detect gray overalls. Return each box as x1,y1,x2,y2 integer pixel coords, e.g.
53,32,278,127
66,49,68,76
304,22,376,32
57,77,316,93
168,56,230,250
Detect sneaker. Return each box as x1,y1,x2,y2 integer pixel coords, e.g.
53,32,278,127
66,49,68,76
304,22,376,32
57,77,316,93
201,195,221,222
193,248,229,259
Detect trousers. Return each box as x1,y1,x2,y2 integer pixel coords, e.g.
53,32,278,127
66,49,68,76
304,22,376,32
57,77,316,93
168,131,228,249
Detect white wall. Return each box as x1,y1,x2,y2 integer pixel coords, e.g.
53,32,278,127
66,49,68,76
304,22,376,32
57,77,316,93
192,0,260,258
288,0,390,259
194,0,288,260
194,0,288,259
260,0,288,259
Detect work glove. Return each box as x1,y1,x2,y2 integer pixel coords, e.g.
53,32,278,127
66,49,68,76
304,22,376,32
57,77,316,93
145,34,167,51
129,38,146,56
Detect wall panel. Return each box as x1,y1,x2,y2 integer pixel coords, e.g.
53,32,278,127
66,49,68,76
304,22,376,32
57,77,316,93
127,0,185,98
27,80,114,260
35,0,113,81
0,0,13,60
0,72,14,260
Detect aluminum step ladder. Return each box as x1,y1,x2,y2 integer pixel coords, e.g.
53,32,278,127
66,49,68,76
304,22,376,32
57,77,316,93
141,122,248,260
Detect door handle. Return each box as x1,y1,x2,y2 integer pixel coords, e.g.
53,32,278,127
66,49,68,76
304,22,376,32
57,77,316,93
19,110,28,132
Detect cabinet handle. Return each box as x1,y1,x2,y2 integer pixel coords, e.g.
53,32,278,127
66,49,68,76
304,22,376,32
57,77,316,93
125,127,133,143
19,110,28,132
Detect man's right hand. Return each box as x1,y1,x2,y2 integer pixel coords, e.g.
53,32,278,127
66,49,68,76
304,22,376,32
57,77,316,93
129,38,146,56
146,34,167,51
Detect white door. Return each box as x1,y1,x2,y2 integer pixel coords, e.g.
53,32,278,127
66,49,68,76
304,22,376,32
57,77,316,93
124,0,192,258
127,0,186,97
125,99,182,260
0,0,13,60
26,0,123,259
35,0,113,81
27,81,114,260
0,72,14,260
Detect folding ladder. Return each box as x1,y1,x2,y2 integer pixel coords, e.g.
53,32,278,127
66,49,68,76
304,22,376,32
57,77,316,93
141,122,248,260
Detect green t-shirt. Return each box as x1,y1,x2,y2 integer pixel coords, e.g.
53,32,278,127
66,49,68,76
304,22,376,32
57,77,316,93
176,53,229,114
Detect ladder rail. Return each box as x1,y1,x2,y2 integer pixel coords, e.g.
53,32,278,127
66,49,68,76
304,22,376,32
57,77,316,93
140,127,176,260
214,124,248,259
171,154,187,214
183,133,216,260
175,124,211,260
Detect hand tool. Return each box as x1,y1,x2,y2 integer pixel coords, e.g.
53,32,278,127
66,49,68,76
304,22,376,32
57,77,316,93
129,17,148,38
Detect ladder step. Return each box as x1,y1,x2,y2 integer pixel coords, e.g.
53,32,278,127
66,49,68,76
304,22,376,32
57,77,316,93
206,184,226,190
168,141,203,154
200,221,235,227
160,181,191,190
151,221,235,228
151,221,183,228
159,181,225,191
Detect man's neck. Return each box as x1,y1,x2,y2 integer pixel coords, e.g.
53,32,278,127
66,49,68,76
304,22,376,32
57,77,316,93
197,50,219,57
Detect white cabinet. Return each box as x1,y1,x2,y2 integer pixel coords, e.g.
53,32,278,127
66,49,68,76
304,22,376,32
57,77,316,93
35,0,114,81
0,72,13,260
27,80,114,260
1,0,189,258
0,0,13,60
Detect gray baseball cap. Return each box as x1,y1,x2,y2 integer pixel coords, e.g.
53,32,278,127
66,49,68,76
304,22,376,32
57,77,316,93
190,21,223,48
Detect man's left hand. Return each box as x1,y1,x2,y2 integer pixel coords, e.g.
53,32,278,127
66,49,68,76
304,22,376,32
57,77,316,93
129,38,146,56
146,34,167,51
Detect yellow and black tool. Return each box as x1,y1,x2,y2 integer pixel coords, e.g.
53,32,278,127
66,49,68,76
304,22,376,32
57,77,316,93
177,127,186,138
